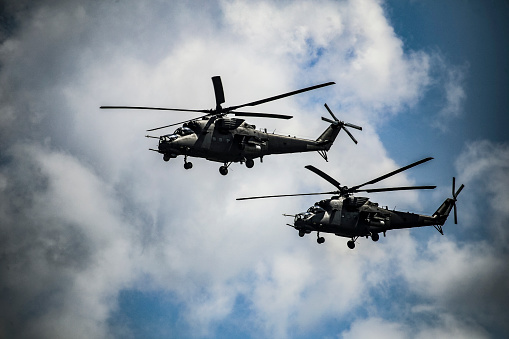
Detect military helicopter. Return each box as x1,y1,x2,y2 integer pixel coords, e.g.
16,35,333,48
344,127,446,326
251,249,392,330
237,157,464,249
101,76,362,175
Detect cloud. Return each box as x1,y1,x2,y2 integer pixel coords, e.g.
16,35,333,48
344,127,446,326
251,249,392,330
431,56,468,131
341,315,489,339
0,0,483,338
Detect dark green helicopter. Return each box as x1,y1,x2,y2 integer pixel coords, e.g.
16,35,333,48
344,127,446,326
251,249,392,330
237,157,464,249
101,76,361,175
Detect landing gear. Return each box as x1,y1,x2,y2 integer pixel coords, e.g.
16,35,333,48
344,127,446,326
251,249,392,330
298,230,305,237
347,240,355,249
371,232,379,242
245,158,254,168
163,154,170,162
219,166,228,175
317,232,325,244
219,162,232,175
183,156,192,170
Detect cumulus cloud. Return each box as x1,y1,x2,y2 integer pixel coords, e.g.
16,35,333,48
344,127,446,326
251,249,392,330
0,0,485,338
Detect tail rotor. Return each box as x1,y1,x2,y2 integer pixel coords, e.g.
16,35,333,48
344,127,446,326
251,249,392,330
322,103,362,144
452,177,465,224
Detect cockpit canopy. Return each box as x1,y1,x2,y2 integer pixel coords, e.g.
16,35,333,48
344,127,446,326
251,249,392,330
307,205,325,214
174,127,194,136
160,127,194,143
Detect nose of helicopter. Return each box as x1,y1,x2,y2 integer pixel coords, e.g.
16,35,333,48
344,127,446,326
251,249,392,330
294,212,312,226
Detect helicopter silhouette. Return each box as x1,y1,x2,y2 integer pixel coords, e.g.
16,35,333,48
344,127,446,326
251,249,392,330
101,76,361,175
237,157,464,249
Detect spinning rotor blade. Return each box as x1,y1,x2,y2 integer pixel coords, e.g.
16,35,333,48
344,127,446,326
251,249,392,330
454,201,458,224
349,157,434,192
100,106,209,113
324,103,339,121
343,122,362,130
452,177,465,224
305,165,342,189
321,117,336,124
237,191,337,201
226,81,335,111
146,114,210,131
233,111,293,119
322,104,362,144
341,125,358,144
212,76,225,107
356,185,436,193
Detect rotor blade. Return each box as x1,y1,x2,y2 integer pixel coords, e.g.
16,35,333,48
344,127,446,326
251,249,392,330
305,165,342,189
324,103,339,121
356,185,436,193
212,76,225,106
343,122,362,130
341,125,358,144
349,157,434,192
233,111,293,119
454,203,458,224
226,81,335,111
100,106,209,113
455,184,465,197
321,116,337,124
146,114,210,132
452,177,456,197
236,191,337,201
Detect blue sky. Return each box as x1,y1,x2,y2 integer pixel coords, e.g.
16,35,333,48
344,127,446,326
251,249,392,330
1,1,508,338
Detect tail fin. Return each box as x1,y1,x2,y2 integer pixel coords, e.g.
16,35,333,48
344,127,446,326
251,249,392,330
432,177,465,231
316,103,362,149
432,198,455,225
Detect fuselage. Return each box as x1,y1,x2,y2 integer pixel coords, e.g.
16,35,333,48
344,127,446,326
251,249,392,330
157,117,337,163
292,196,443,238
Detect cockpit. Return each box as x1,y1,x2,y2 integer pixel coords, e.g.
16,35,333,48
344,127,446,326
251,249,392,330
174,127,194,136
307,205,325,214
159,127,194,143
295,212,312,222
295,205,325,222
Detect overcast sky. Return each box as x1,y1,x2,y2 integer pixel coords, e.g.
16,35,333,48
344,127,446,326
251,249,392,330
1,0,508,338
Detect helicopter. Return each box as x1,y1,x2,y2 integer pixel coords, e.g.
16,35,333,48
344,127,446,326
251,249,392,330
101,76,362,175
237,157,465,249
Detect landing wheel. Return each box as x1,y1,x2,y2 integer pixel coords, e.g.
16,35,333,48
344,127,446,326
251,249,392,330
317,236,325,244
298,230,305,237
245,159,254,168
371,232,379,242
184,162,193,170
163,154,170,162
219,166,228,176
347,240,356,249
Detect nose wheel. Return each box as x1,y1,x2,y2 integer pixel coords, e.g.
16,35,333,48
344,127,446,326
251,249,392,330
347,237,359,249
371,232,379,242
183,156,192,170
317,232,325,244
219,162,231,176
245,158,254,168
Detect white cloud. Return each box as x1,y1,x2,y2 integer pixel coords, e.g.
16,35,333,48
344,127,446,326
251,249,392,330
341,314,489,339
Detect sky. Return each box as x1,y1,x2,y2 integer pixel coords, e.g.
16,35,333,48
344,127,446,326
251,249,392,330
0,0,508,338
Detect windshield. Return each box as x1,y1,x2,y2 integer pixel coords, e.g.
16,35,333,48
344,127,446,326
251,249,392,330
295,212,312,221
173,127,194,136
307,205,325,214
160,134,178,142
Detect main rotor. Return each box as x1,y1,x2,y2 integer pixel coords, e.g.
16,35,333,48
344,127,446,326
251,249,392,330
101,76,335,131
237,157,436,201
